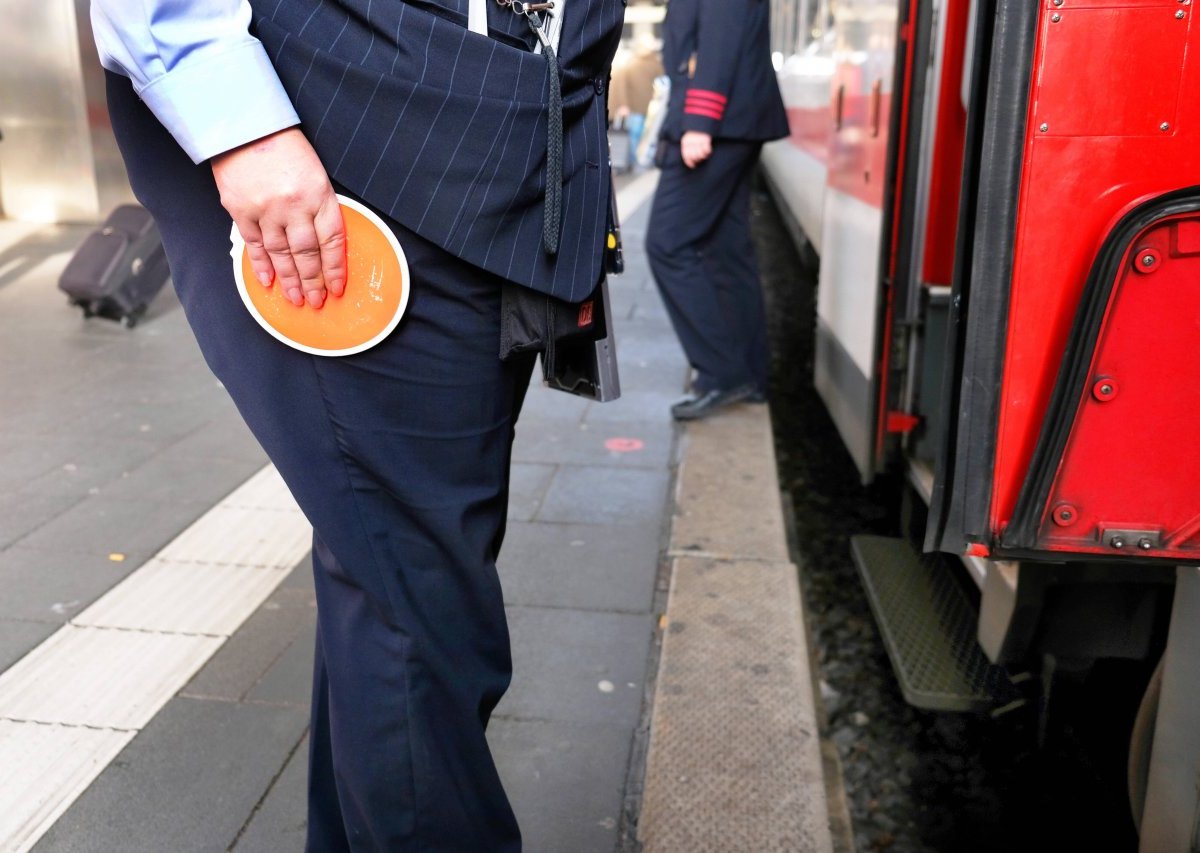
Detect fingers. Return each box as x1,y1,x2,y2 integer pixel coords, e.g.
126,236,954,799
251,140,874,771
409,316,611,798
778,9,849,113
282,196,345,307
680,132,713,169
284,221,328,308
235,218,304,306
262,222,306,306
212,128,345,311
314,198,347,299
238,220,276,290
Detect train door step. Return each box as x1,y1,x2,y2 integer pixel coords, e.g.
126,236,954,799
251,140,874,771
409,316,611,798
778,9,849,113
850,535,1018,712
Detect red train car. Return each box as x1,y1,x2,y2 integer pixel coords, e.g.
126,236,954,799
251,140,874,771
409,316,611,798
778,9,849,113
761,0,1200,844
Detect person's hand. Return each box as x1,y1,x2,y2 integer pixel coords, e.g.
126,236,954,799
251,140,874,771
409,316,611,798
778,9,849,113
211,128,345,309
681,131,712,168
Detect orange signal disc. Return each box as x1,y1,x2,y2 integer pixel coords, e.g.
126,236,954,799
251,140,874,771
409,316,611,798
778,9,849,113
231,195,409,356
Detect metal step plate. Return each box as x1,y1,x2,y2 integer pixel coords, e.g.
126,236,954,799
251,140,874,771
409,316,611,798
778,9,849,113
850,535,1017,712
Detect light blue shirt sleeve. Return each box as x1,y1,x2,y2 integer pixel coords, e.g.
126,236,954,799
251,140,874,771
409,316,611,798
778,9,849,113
91,0,301,164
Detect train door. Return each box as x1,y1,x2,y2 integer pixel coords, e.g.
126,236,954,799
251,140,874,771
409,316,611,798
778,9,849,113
813,0,902,481
925,0,1200,565
814,0,972,485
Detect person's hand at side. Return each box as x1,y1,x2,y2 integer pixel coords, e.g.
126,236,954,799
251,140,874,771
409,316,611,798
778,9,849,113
211,128,345,308
681,131,712,168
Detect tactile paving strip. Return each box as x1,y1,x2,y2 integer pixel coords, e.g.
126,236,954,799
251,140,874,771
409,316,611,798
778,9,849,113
0,462,310,853
639,556,833,852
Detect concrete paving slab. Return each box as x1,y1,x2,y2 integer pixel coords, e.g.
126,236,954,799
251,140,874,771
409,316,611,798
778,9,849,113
581,390,681,425
0,619,56,673
183,584,316,702
93,450,265,506
167,416,269,465
34,697,308,853
281,553,316,589
609,354,689,395
507,461,557,522
628,298,673,324
489,717,633,853
537,465,670,526
14,437,166,498
497,606,654,726
611,324,689,363
244,619,317,708
513,417,673,470
497,521,661,613
58,396,219,444
0,491,84,550
669,405,791,562
15,495,214,557
232,734,309,853
518,380,590,424
0,547,141,623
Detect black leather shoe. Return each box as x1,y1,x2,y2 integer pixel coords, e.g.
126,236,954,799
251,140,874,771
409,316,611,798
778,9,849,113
671,384,757,421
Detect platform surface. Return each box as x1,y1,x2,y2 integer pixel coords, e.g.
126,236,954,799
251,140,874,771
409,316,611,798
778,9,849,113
0,169,831,852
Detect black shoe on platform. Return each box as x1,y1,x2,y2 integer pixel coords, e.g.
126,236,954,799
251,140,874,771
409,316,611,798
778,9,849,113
671,384,757,421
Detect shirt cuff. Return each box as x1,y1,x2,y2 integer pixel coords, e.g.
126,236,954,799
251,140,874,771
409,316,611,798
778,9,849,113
136,40,300,164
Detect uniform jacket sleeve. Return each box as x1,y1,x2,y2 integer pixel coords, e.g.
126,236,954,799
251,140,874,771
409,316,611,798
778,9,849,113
680,0,748,135
91,0,299,163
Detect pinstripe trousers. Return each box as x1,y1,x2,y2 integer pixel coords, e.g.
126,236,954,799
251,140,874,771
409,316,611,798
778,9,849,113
108,72,532,851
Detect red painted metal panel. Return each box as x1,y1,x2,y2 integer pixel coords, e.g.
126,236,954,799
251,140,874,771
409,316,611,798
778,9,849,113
1032,6,1186,138
876,0,922,463
827,86,892,209
785,105,832,162
988,3,1200,537
1035,215,1200,559
920,0,970,287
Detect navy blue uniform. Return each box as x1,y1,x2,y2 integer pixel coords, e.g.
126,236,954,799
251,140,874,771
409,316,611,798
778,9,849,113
105,1,623,849
648,0,788,398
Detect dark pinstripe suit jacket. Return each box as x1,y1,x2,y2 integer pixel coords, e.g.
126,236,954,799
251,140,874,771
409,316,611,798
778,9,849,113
250,0,624,301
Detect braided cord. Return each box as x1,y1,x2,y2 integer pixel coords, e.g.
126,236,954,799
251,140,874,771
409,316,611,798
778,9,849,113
529,17,563,255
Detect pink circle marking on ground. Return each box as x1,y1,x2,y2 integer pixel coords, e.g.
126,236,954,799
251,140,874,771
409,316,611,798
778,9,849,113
605,437,645,453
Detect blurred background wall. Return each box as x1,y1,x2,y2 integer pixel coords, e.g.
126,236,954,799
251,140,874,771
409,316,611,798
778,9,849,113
0,0,132,223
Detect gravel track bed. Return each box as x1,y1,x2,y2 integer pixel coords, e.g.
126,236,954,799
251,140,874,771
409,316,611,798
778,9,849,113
751,178,1138,853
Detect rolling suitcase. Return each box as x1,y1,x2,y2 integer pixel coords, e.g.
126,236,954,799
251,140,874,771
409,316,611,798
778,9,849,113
59,204,170,327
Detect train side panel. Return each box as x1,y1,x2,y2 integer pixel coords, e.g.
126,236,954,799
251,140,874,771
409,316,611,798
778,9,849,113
761,40,834,255
813,0,901,479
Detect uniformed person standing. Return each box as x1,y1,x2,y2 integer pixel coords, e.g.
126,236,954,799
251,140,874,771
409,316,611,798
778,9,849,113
92,0,624,849
646,0,788,420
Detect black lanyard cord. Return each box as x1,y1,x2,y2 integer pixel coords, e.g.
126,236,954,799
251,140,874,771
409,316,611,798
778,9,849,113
527,14,562,256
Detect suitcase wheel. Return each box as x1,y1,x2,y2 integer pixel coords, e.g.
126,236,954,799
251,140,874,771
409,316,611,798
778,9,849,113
120,306,148,329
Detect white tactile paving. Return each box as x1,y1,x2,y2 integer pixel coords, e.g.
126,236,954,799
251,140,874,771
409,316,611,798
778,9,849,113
156,505,311,568
0,626,221,730
217,464,300,511
0,720,135,853
72,559,291,636
0,463,313,851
